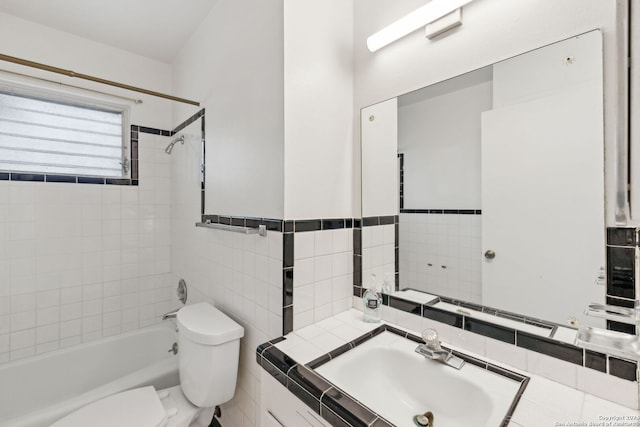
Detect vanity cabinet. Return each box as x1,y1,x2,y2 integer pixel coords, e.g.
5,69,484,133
260,370,331,427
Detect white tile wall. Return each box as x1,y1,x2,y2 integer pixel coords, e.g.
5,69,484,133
361,224,395,290
171,226,284,427
398,213,482,303
0,132,174,363
293,228,353,330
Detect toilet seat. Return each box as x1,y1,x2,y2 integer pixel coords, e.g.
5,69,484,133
51,386,202,427
51,386,168,427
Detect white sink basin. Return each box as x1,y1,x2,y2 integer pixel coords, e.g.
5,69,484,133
315,331,524,427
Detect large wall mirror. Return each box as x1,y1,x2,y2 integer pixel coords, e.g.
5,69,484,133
361,30,606,334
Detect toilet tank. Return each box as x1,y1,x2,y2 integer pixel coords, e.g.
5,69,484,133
176,303,244,407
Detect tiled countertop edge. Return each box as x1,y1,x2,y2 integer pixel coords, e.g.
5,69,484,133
364,293,639,383
256,324,530,427
257,334,391,427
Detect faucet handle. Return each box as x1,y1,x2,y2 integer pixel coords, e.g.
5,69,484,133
422,329,441,349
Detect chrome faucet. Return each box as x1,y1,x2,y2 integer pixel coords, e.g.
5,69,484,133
415,329,465,370
161,308,180,320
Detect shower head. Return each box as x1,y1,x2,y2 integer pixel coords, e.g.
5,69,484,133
165,135,184,154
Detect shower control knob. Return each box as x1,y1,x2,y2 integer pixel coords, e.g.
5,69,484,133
484,250,496,260
168,342,178,355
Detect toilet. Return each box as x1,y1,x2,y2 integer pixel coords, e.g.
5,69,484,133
52,302,244,427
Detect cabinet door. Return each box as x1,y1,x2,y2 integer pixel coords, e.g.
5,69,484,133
264,411,284,427
260,370,331,427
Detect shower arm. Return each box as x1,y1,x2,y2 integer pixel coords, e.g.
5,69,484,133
165,135,185,154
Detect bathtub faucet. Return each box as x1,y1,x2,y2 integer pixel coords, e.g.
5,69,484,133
415,329,465,370
161,308,180,320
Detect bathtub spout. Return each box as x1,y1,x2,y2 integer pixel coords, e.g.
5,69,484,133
162,309,180,320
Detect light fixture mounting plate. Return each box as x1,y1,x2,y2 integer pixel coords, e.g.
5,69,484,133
425,8,462,40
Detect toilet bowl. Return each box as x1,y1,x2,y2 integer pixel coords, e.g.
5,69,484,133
51,303,244,427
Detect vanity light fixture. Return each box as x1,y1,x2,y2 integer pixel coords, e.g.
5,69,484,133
366,0,474,52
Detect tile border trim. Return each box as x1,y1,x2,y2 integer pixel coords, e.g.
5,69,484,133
282,217,355,335
353,292,638,382
399,209,482,215
195,216,356,336
200,214,284,232
172,108,205,134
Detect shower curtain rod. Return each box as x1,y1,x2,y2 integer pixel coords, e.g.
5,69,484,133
0,53,200,107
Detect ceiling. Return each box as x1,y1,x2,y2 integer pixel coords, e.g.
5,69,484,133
0,0,216,63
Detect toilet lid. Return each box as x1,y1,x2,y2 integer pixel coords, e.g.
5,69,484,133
51,386,168,427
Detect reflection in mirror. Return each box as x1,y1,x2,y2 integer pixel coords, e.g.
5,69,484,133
361,30,606,332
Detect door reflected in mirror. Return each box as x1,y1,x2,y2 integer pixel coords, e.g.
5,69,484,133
360,30,606,329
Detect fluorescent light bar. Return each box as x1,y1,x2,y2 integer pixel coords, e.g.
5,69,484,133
366,0,474,52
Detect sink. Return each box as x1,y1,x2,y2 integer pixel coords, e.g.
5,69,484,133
314,331,525,427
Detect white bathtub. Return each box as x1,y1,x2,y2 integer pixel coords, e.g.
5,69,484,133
0,324,179,427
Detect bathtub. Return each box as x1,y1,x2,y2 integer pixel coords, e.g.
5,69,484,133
0,324,179,427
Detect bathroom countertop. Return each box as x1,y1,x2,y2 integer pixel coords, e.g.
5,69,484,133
268,309,640,427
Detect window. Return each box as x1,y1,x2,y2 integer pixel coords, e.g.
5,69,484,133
0,87,128,178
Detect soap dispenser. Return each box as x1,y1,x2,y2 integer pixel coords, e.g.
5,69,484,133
362,273,382,323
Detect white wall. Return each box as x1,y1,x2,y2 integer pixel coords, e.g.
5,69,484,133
171,3,356,424
398,74,491,209
353,0,620,224
480,31,605,326
172,0,285,220
283,0,354,220
0,13,175,363
0,12,172,129
361,98,397,217
393,68,491,303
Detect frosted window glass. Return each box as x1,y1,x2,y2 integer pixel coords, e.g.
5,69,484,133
0,91,124,177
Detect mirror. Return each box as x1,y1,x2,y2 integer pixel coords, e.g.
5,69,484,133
360,30,606,333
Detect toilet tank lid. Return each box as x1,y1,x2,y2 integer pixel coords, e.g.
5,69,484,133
177,302,244,345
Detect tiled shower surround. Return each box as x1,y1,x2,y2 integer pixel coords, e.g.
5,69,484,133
0,129,175,363
399,212,482,303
